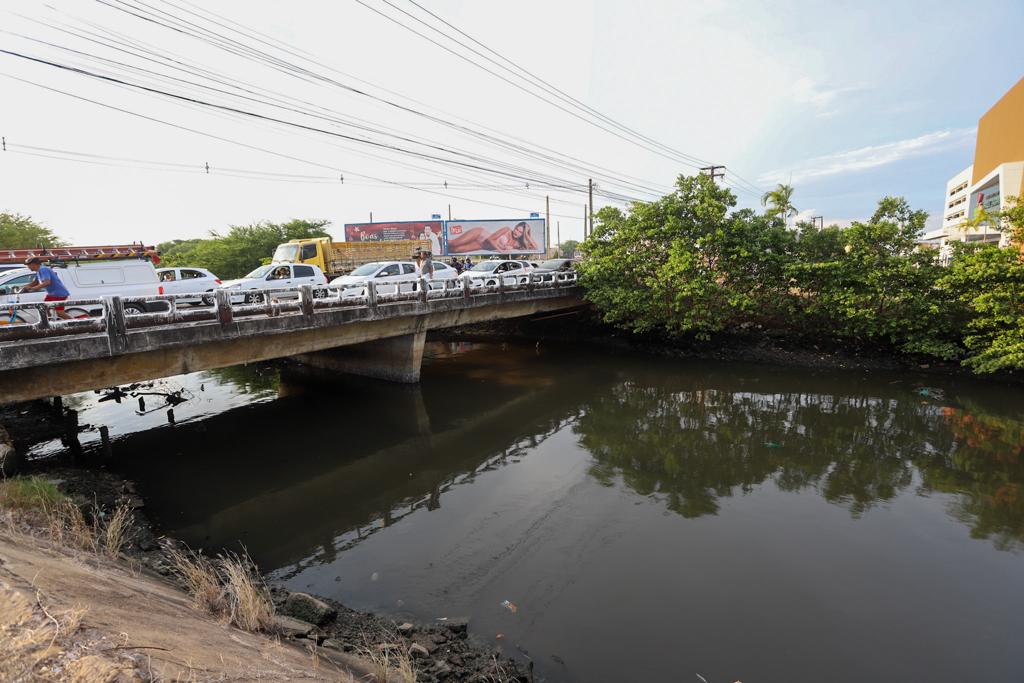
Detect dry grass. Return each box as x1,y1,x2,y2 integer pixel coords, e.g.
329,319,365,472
0,583,91,682
165,544,226,615
101,503,133,560
166,544,276,633
42,499,99,554
363,639,418,683
219,550,275,633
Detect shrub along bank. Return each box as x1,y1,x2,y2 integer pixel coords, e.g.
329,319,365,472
577,174,1024,374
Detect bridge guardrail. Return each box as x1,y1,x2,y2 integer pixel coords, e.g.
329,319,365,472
0,271,578,342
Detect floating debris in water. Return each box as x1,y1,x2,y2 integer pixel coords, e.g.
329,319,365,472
501,599,518,614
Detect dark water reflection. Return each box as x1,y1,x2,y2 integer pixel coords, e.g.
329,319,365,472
77,342,1024,682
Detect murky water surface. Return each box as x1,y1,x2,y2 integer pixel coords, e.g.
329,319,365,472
53,342,1024,682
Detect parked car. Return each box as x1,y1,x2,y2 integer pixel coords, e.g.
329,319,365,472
0,259,164,321
330,260,458,298
459,259,533,287
0,264,24,274
156,267,222,305
220,263,328,303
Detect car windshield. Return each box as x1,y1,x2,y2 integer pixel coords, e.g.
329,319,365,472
349,263,382,276
244,265,274,279
539,259,568,270
272,244,299,262
470,262,498,272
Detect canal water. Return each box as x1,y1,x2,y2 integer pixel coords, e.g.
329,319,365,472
42,341,1024,682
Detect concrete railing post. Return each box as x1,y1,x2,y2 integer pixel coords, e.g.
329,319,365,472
214,289,234,325
526,273,536,292
462,278,471,301
103,295,127,352
366,281,377,310
35,303,51,332
497,274,506,299
418,277,428,304
300,284,315,317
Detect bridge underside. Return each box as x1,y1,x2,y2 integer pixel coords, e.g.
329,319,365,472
0,290,582,404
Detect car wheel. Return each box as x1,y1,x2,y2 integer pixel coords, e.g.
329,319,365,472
201,294,215,306
245,291,264,304
312,287,328,299
123,303,146,315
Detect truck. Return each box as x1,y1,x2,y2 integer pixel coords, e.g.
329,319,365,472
271,237,431,279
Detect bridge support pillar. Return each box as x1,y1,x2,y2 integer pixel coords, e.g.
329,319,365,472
294,326,427,384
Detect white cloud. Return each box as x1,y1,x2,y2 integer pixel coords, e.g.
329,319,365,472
790,77,867,117
759,128,976,185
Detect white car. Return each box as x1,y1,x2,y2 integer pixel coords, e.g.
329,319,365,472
156,267,222,305
330,261,458,298
0,260,163,322
220,263,328,303
459,259,533,287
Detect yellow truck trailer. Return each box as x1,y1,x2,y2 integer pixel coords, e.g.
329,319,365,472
271,237,431,279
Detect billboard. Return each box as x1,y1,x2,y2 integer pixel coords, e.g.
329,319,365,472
443,218,546,256
344,221,443,254
969,178,1001,220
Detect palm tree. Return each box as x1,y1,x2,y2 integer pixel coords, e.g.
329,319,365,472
761,184,798,227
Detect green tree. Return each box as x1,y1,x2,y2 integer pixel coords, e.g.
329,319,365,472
559,239,580,258
159,219,330,279
578,173,796,339
788,196,960,357
761,183,798,226
938,197,1024,373
0,212,65,249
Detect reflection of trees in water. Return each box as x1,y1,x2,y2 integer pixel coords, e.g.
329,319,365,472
202,364,280,396
575,381,1024,549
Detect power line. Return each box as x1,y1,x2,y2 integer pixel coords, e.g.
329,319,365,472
91,0,663,199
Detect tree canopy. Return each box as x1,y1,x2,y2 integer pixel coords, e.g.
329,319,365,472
578,174,1024,374
0,212,65,249
158,218,330,279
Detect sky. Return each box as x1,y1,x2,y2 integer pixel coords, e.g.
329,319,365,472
0,0,1022,247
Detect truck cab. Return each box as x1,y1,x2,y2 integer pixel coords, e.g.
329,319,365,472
272,238,329,273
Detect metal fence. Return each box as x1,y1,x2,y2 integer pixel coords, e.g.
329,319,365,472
0,271,578,342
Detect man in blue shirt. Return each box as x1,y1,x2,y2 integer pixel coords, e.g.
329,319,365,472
22,257,72,320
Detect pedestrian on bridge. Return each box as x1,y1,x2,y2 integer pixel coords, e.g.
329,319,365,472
21,257,72,320
415,250,434,291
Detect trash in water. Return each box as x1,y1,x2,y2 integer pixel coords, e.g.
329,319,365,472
918,387,931,397
495,633,504,640
396,599,404,608
435,617,448,622
370,572,380,582
501,600,518,614
764,441,781,449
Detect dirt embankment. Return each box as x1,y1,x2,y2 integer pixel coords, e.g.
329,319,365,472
0,530,373,682
0,470,526,683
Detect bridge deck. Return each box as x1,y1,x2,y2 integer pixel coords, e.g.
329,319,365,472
0,275,584,404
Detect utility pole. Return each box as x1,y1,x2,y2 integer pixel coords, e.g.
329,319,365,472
588,179,594,236
811,216,824,230
557,221,561,256
448,204,452,220
370,211,373,223
700,165,726,183
583,204,588,238
545,195,551,254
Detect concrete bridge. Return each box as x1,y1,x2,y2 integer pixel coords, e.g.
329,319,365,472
0,274,584,405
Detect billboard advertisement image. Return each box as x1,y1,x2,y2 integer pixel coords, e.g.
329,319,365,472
969,178,1001,220
345,221,443,254
443,218,546,255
